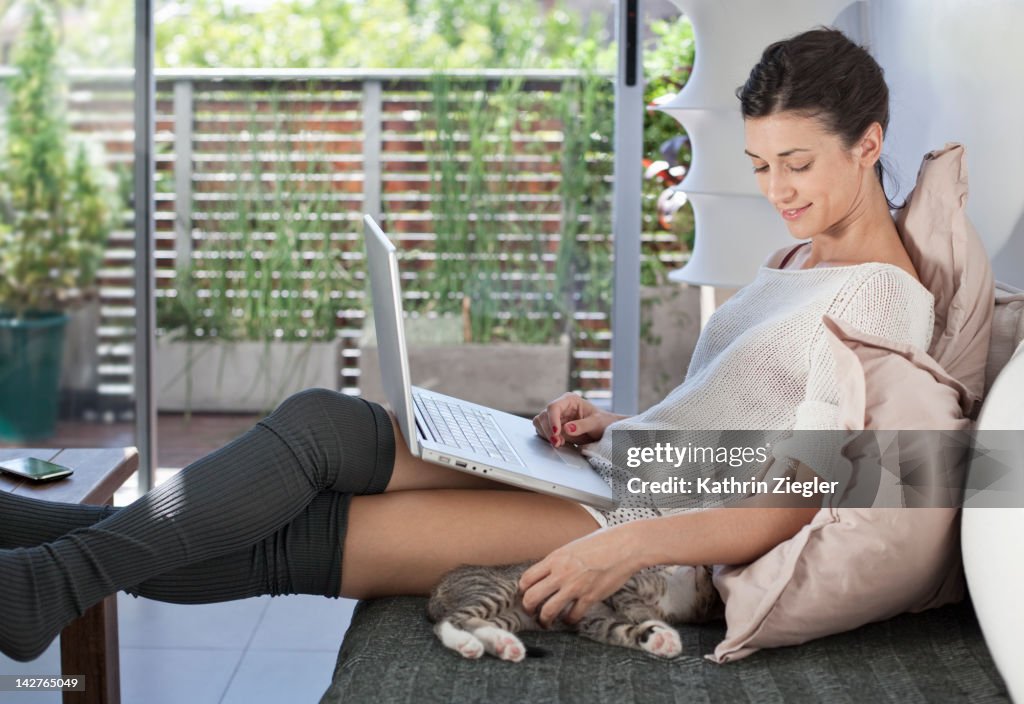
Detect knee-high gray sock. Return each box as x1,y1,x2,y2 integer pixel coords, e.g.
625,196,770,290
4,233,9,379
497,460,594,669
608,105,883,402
0,389,393,661
0,491,118,549
0,490,346,602
126,491,350,603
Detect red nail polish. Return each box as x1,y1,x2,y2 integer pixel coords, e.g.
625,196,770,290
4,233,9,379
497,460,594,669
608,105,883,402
552,425,559,433
567,423,576,433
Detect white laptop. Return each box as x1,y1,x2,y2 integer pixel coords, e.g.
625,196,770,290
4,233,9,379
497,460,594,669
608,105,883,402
363,214,616,510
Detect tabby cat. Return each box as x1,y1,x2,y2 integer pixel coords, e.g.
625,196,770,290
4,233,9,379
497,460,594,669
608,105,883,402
427,562,722,662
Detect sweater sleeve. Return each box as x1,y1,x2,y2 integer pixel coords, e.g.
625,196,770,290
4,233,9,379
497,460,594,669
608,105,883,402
779,268,935,480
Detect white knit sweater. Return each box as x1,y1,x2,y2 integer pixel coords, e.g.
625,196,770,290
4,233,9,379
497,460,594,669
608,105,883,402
580,262,936,527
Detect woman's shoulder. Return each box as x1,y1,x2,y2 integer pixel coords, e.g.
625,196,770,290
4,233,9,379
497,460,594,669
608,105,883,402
833,264,936,349
758,247,932,301
846,262,934,306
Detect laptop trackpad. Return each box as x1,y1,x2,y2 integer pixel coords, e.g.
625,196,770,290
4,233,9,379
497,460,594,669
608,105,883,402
552,445,593,469
519,436,593,472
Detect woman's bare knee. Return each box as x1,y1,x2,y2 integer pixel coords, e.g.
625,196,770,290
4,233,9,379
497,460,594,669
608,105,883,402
339,489,599,598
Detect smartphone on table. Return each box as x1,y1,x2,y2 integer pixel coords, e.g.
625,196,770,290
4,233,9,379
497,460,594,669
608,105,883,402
0,457,75,482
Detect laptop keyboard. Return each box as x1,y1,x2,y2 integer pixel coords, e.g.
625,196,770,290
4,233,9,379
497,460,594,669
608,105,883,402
413,393,523,466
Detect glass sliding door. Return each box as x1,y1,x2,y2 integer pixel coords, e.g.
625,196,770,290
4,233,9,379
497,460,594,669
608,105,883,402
138,1,623,481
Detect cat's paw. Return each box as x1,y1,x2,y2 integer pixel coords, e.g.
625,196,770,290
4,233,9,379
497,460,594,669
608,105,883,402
493,634,526,663
638,621,682,659
436,620,485,659
473,626,526,663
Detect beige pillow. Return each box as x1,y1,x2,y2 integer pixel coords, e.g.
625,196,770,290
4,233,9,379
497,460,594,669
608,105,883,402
985,282,1024,396
894,143,994,400
709,316,973,663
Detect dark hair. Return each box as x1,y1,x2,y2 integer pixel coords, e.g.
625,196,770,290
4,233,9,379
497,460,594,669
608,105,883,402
736,27,902,209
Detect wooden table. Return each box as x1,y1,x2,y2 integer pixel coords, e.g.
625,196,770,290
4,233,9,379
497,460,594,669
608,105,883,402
0,447,139,704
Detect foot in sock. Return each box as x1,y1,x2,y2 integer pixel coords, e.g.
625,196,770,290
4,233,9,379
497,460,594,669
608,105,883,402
0,491,119,549
0,533,131,661
0,493,120,660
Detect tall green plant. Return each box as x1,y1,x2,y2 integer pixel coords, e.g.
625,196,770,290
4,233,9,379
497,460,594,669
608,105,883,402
0,0,114,315
553,70,615,324
423,73,560,344
158,87,350,343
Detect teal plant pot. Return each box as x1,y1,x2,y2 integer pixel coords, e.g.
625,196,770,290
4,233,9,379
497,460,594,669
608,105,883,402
0,310,69,441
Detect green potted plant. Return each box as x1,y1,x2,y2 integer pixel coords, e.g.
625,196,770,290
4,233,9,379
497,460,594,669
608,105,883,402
0,1,115,441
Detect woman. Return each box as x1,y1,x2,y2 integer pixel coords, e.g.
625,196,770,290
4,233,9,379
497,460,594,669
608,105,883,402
0,27,934,662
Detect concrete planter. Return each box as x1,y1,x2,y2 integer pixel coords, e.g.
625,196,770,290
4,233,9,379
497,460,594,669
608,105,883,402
359,332,570,417
359,287,700,417
638,284,701,411
156,339,340,413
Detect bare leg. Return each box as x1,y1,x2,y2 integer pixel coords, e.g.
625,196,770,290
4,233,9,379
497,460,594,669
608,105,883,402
341,489,599,598
339,411,601,598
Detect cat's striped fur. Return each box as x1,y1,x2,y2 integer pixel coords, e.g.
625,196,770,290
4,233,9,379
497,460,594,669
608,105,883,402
427,562,722,662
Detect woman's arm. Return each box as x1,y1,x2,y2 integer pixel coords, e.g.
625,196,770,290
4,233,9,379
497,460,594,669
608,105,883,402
520,458,827,627
519,504,818,627
629,504,819,569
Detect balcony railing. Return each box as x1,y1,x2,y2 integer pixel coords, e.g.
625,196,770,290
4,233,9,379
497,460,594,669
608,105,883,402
1,68,688,410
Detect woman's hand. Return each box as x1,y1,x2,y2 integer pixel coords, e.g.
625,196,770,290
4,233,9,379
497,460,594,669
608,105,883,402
532,392,628,448
518,527,642,628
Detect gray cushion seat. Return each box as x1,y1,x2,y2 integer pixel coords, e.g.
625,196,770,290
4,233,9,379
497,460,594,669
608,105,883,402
321,596,1009,703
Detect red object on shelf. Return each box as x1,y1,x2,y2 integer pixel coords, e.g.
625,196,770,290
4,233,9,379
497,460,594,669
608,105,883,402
643,158,688,230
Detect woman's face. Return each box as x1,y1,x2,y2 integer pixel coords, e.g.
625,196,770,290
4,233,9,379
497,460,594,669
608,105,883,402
743,111,874,239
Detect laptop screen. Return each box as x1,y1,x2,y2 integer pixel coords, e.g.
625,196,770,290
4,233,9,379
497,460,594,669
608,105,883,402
363,215,420,455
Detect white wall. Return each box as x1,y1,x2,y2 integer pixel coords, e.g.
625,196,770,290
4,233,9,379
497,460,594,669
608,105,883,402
866,0,1024,286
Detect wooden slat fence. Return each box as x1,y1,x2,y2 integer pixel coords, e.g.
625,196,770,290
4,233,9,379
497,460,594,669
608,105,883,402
6,69,688,410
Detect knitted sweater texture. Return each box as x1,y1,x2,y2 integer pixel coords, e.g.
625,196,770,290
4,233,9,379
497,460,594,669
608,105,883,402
580,262,936,527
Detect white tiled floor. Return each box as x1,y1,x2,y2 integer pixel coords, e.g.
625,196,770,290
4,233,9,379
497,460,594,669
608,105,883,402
0,593,357,703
